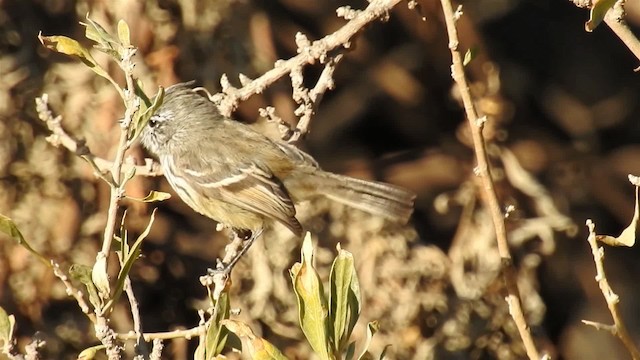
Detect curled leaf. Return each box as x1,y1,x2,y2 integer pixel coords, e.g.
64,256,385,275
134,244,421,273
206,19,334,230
357,321,380,360
70,264,102,310
596,185,638,247
0,214,49,265
127,190,171,203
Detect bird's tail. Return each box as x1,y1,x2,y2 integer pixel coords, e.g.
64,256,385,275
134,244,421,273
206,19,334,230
317,172,416,223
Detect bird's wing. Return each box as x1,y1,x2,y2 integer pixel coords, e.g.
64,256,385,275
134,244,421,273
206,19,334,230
168,156,301,235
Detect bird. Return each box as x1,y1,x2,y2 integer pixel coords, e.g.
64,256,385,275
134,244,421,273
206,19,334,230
140,82,415,265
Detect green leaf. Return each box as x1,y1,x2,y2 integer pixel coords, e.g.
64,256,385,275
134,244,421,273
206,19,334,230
357,321,380,360
222,319,289,360
0,214,49,265
585,0,617,32
103,209,156,313
0,306,15,348
130,86,165,141
329,244,361,353
379,344,391,360
204,292,230,358
81,16,122,57
69,264,102,310
117,20,131,47
78,344,106,359
291,233,331,360
127,190,171,203
345,341,356,360
463,48,477,67
92,253,110,303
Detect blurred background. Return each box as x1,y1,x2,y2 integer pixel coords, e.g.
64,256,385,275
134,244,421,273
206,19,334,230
2,0,640,358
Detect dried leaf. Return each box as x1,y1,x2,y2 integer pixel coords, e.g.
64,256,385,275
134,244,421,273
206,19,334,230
127,190,171,203
38,33,115,85
222,319,289,360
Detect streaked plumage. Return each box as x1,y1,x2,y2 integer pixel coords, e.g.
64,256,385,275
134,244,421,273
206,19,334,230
140,82,415,236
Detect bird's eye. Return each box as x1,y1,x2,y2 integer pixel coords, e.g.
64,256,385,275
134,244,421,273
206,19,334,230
148,117,158,128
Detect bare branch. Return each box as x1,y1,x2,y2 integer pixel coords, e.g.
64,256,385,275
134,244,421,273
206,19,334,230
210,0,402,118
439,0,541,358
584,219,640,360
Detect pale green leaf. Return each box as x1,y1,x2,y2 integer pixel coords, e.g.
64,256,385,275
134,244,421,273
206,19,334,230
329,244,361,353
292,233,331,360
131,86,165,141
463,48,477,67
78,344,106,359
0,306,15,348
0,214,49,265
92,253,110,302
205,292,230,359
81,16,122,56
103,209,156,313
69,264,102,310
117,20,131,47
585,0,617,32
357,321,380,360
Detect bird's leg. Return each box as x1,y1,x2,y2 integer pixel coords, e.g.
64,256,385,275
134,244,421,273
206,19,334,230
211,227,264,276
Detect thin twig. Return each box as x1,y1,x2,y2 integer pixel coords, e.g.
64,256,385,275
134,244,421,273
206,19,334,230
51,261,97,323
124,276,149,358
438,1,541,359
583,220,640,360
100,48,141,259
34,95,163,178
116,326,206,341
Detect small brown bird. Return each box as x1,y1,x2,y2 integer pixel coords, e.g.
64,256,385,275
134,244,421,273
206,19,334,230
140,82,416,240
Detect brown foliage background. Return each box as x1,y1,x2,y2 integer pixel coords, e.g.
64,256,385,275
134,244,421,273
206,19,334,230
2,0,640,359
